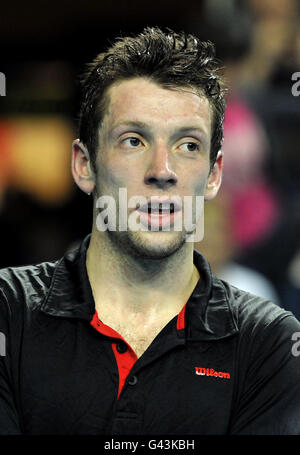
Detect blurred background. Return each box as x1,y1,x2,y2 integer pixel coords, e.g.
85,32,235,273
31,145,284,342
0,0,299,319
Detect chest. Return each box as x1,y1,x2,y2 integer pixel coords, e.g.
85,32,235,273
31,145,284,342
20,315,237,434
99,309,174,358
113,325,164,358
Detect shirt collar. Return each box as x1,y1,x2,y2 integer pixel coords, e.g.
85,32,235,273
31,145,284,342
41,234,238,340
41,234,95,320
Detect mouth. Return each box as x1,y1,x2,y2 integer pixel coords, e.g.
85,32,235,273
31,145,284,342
136,198,182,229
137,199,182,215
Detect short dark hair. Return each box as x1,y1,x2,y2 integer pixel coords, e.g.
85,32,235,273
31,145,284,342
78,26,227,171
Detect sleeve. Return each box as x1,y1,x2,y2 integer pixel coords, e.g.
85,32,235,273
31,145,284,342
0,288,23,434
229,312,300,435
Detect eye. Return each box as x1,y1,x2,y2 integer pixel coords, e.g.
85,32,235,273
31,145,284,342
179,142,200,153
121,137,143,147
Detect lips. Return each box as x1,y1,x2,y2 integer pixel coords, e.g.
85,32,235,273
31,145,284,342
137,198,182,215
135,197,182,229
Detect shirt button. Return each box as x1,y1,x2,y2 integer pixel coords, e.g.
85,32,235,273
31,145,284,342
116,341,128,353
128,375,138,386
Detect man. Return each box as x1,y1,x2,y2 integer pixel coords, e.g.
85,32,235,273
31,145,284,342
0,27,300,435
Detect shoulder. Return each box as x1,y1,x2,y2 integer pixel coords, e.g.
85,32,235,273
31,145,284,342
221,278,294,325
218,262,280,305
0,261,57,314
214,277,300,350
218,278,300,364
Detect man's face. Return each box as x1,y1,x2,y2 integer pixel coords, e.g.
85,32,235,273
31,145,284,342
93,77,222,259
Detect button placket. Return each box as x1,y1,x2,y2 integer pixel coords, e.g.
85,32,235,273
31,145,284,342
116,341,128,353
128,375,138,386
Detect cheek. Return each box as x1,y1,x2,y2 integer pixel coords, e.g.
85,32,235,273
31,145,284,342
179,158,210,193
188,169,209,196
196,180,208,195
96,155,140,193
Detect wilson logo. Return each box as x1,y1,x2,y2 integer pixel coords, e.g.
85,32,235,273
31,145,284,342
195,367,230,379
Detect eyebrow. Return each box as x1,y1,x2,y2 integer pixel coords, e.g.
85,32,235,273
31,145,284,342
109,121,209,145
110,121,149,133
169,126,208,140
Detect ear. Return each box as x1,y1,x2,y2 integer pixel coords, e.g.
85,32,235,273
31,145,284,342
71,139,95,195
204,151,223,201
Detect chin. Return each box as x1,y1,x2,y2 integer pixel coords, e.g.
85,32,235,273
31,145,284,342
111,229,187,260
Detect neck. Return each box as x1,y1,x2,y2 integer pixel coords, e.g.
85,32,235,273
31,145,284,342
86,226,200,321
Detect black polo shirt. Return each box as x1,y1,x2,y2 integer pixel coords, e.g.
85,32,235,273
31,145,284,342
0,234,300,435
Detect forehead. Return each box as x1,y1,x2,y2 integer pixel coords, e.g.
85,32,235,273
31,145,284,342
102,77,212,136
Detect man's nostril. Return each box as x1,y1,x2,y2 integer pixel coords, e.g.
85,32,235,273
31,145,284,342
145,176,177,189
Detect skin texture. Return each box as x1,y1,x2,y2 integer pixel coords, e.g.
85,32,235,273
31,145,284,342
71,77,223,350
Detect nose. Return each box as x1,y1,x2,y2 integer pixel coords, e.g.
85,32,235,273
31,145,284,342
144,143,178,190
